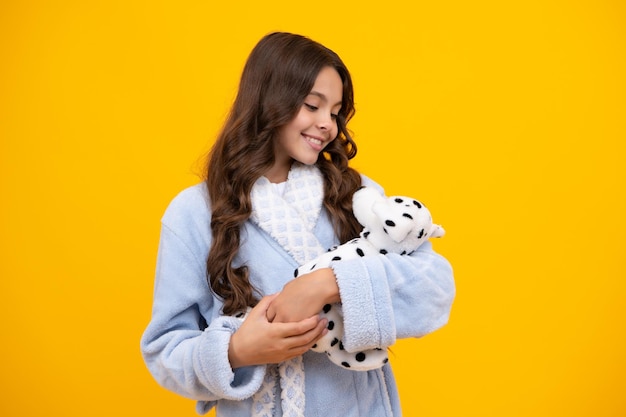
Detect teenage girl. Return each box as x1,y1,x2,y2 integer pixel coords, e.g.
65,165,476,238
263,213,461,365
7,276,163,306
140,32,455,417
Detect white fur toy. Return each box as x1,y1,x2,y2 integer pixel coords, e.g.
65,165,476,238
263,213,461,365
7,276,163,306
295,186,445,371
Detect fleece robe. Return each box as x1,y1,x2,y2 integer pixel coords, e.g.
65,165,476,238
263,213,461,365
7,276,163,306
140,168,455,416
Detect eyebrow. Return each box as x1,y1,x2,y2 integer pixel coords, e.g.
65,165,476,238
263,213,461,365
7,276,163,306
309,91,342,108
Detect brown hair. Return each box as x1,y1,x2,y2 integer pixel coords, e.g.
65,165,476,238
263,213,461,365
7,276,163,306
206,32,362,315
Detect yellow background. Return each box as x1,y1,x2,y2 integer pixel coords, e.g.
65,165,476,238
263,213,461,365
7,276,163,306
1,1,624,416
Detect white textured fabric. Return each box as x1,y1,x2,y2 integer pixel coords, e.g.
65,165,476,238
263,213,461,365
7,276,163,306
252,365,278,417
249,163,327,417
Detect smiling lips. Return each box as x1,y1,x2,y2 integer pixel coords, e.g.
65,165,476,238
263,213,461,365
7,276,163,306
303,133,325,151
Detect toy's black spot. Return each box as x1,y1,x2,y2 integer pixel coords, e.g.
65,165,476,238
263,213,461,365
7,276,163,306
385,220,396,227
375,348,383,351
312,343,317,349
327,321,335,331
294,269,299,278
383,358,389,364
356,248,365,257
342,362,351,368
332,256,342,261
394,198,403,203
309,264,317,271
355,352,366,362
339,341,345,350
380,249,388,255
418,229,425,239
401,251,407,255
330,338,339,347
349,239,359,244
323,304,332,313
383,228,388,234
413,200,422,209
403,213,413,219
363,231,370,238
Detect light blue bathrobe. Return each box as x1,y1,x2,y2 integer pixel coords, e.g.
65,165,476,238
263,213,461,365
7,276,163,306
140,170,455,416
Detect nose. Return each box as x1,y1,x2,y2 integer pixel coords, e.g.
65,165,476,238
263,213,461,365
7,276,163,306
317,112,334,131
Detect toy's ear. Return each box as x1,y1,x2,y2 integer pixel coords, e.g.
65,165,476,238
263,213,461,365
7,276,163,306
372,201,413,243
352,186,385,227
352,186,383,205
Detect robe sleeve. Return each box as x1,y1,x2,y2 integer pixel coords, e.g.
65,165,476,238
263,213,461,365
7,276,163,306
140,186,266,406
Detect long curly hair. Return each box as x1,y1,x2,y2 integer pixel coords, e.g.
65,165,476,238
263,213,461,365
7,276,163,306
206,32,362,315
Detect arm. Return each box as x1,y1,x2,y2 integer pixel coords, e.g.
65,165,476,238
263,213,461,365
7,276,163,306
140,221,266,402
140,187,327,402
332,240,455,352
266,268,341,323
266,240,454,352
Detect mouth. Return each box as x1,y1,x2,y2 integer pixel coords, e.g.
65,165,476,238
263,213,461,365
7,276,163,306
303,134,325,150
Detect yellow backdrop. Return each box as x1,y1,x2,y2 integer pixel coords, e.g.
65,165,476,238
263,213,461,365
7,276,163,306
1,1,624,416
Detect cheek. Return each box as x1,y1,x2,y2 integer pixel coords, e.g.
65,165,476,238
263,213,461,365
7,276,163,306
326,133,339,150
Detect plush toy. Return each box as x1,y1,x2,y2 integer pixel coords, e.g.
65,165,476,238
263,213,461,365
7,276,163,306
295,186,445,371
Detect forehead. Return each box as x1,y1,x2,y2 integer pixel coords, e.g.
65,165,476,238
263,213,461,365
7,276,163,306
309,67,343,107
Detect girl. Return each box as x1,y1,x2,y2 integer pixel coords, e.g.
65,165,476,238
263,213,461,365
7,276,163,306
140,32,455,417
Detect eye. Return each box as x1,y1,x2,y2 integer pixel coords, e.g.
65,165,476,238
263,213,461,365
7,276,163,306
304,103,318,111
330,113,338,121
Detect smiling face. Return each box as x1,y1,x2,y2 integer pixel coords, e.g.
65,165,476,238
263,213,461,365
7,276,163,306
267,66,343,183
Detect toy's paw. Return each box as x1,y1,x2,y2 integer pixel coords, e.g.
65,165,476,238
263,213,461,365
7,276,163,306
325,343,389,371
233,307,252,322
309,302,389,371
311,303,343,352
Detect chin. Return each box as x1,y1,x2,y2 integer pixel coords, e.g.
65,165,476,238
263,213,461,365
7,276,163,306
294,154,320,166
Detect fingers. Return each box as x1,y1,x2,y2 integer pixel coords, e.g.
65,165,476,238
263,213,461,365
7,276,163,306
234,296,327,364
284,316,329,352
266,303,276,323
247,294,277,321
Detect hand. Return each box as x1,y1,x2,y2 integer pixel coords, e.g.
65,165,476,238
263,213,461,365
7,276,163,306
228,294,328,369
266,268,341,323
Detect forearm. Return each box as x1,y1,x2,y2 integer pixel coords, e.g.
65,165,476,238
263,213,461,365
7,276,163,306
268,268,340,323
310,267,341,305
141,314,266,401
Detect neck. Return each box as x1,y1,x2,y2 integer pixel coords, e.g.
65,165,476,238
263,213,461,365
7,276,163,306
264,160,293,183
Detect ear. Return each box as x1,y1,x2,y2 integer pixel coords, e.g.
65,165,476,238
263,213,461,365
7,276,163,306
372,201,413,243
353,187,386,227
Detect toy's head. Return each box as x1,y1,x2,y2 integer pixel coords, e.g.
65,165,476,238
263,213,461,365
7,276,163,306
352,187,444,254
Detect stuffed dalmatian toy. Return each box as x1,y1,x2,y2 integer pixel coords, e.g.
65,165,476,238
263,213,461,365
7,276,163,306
295,186,445,371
